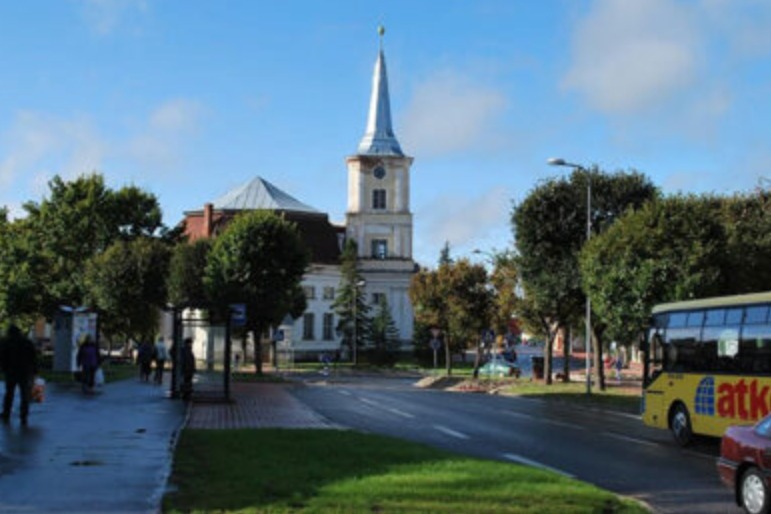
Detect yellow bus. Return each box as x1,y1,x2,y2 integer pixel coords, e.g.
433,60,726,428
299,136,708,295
642,291,771,446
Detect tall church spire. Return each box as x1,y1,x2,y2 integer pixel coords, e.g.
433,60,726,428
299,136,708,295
357,25,404,157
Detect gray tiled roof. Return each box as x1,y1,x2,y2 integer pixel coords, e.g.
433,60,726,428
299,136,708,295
212,177,319,213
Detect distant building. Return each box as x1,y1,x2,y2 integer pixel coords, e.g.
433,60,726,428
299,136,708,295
180,30,415,361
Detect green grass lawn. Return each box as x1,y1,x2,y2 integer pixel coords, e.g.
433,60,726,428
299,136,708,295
498,380,643,414
164,429,648,514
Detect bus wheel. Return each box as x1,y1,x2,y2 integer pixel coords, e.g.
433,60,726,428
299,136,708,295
670,404,692,447
741,467,769,514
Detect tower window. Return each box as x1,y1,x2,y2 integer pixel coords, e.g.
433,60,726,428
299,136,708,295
372,189,386,209
372,239,388,259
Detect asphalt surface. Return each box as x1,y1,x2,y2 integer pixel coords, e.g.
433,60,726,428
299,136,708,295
0,377,186,514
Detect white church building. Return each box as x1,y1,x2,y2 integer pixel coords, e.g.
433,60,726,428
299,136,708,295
181,30,416,361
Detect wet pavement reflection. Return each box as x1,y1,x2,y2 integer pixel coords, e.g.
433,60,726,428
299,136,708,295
0,377,186,513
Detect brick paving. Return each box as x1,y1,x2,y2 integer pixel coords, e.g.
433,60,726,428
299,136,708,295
185,381,338,430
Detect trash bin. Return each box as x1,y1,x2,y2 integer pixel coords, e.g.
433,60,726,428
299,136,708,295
531,356,544,379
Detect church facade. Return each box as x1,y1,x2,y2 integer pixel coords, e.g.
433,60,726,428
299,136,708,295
182,33,415,359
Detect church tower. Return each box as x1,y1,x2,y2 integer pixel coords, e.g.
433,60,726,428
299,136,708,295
346,26,414,341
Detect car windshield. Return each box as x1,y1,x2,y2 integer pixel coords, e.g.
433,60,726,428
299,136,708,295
755,416,771,438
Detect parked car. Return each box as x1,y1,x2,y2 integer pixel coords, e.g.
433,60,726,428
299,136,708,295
717,413,771,514
478,356,520,378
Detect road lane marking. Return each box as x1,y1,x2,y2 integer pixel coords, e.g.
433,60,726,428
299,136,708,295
359,397,381,407
433,425,470,439
505,411,535,420
503,453,575,478
541,419,583,430
387,407,415,419
337,390,352,396
602,432,658,448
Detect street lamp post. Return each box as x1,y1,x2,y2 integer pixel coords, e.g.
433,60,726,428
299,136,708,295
547,157,592,395
352,279,366,366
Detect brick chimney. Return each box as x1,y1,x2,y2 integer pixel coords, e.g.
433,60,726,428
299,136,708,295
203,203,213,238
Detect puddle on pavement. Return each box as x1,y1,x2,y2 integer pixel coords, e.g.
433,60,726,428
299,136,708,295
69,459,104,466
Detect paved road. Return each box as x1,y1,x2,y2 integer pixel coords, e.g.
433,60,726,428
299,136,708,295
291,374,741,514
0,378,186,514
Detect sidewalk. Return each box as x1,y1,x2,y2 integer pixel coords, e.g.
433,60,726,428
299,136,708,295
186,381,336,430
0,378,186,514
0,374,331,513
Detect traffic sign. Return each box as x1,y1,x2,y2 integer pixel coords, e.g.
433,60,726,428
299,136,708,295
230,304,246,327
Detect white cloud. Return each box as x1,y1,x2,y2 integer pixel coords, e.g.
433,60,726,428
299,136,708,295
0,99,202,210
563,0,701,115
400,70,507,157
417,186,510,251
127,99,203,170
80,0,148,36
701,0,771,57
0,112,106,190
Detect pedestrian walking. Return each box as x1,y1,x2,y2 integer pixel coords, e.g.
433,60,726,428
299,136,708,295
1,324,39,426
137,339,155,382
181,337,196,401
153,336,169,385
76,334,100,394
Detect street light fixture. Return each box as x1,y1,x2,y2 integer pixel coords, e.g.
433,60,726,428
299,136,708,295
548,157,592,395
352,279,366,366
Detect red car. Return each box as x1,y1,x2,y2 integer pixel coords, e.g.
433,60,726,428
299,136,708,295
718,414,771,514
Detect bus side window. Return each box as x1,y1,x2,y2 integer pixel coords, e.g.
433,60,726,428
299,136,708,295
741,324,771,374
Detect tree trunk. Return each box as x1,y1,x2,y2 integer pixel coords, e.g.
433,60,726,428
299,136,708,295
561,326,571,382
472,339,483,379
251,328,263,375
444,336,452,376
640,331,650,388
593,329,605,391
544,329,555,385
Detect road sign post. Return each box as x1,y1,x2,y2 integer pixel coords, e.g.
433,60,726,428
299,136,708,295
430,339,441,369
430,327,442,372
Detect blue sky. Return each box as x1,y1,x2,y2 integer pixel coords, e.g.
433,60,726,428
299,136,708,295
2,1,771,267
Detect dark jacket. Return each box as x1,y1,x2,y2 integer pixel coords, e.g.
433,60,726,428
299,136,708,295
77,341,100,369
1,326,38,381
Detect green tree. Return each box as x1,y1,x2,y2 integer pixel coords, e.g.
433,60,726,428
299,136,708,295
168,239,212,309
84,237,171,347
369,296,401,366
488,250,520,340
409,257,491,376
512,166,656,387
438,241,453,266
580,194,737,350
332,239,369,365
445,259,492,379
22,174,164,316
410,264,453,374
204,211,309,374
0,219,46,329
720,191,771,292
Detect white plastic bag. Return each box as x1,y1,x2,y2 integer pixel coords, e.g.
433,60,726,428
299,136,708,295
31,377,46,403
94,367,105,387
